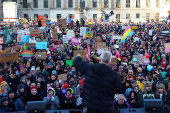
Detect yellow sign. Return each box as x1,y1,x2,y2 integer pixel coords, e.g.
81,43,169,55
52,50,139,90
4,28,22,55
132,26,138,30
168,10,170,14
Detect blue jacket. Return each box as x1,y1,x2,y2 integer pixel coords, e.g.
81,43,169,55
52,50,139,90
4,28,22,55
9,95,25,111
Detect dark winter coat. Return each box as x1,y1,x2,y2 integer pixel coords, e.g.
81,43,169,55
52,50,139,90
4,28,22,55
28,93,42,101
60,95,76,109
127,91,142,108
6,76,19,92
74,56,123,112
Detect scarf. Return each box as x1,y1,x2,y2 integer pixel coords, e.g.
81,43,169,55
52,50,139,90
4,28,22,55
65,94,72,100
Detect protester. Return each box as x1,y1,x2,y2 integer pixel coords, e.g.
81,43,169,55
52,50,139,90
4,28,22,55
28,86,42,101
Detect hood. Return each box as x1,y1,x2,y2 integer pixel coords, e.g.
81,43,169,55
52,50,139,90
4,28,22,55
0,97,8,108
90,64,112,75
47,87,55,96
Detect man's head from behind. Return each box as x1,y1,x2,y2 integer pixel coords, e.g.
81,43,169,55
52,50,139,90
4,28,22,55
99,51,112,65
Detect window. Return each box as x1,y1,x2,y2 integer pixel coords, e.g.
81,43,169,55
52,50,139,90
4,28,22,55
57,0,61,8
12,0,17,2
93,14,97,19
146,0,150,8
116,0,120,8
44,14,48,19
146,13,150,20
24,14,28,19
23,0,27,8
80,0,85,9
126,14,130,19
33,0,38,8
68,14,73,19
136,0,140,8
126,0,130,7
44,0,48,8
57,14,61,19
104,0,109,8
156,0,160,8
136,13,140,18
34,14,38,20
68,0,73,8
116,14,120,21
93,0,97,8
155,13,159,19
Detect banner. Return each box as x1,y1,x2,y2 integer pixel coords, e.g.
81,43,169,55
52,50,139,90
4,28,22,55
22,35,30,43
36,42,47,49
35,52,46,60
86,31,93,37
165,43,170,53
22,50,33,58
0,52,19,63
0,37,3,44
73,50,88,60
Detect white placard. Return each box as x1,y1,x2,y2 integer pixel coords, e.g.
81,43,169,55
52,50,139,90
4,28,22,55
149,30,153,36
0,45,2,51
63,35,68,43
68,30,74,39
0,30,4,34
153,35,156,41
113,35,122,39
80,27,86,39
29,37,36,43
133,37,140,42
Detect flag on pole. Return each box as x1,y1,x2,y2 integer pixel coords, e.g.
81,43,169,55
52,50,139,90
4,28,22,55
120,25,134,43
23,45,28,50
115,48,121,61
4,26,12,44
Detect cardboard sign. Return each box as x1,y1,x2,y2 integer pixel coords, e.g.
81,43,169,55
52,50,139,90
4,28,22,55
35,52,46,60
57,19,67,29
22,50,33,58
73,50,88,60
88,24,93,29
109,57,117,69
58,74,67,85
12,46,19,51
165,43,170,53
38,15,46,27
30,29,40,36
5,47,11,52
0,52,19,63
26,43,36,47
52,29,57,33
95,42,106,50
96,36,102,42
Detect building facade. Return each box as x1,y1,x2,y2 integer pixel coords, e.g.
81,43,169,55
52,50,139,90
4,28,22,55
0,0,170,22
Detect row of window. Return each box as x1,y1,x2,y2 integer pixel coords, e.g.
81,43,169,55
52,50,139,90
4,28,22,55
21,0,109,9
115,13,160,20
116,0,161,8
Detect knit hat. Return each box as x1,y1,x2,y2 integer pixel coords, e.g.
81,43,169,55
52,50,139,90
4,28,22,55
47,63,52,67
31,66,35,71
131,80,137,84
11,70,16,74
52,47,55,51
52,70,57,75
0,81,8,87
8,89,15,95
37,75,43,79
17,84,25,90
141,73,146,79
63,83,69,89
70,75,75,79
36,67,40,71
79,79,84,84
29,86,37,91
47,87,55,96
121,70,127,73
137,67,142,71
144,81,152,87
156,83,165,89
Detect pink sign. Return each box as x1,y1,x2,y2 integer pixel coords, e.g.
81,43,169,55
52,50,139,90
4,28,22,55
165,43,170,53
70,37,80,46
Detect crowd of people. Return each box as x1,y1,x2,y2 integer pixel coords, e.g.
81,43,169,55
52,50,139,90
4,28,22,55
0,20,170,113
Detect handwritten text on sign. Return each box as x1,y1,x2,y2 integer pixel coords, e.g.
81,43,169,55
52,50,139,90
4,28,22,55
165,43,170,53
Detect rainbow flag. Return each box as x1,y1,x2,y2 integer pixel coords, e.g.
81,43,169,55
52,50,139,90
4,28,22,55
23,45,28,50
120,25,134,43
22,50,33,58
115,48,121,61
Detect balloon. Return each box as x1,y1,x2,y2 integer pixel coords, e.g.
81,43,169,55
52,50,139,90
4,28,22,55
146,54,151,58
143,60,148,64
147,65,153,71
133,58,137,62
61,89,66,96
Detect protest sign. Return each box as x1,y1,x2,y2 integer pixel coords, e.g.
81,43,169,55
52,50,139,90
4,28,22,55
0,52,19,63
0,45,2,51
109,57,117,69
73,50,88,60
113,35,122,39
63,35,68,43
88,24,93,29
36,42,47,49
95,42,106,50
58,74,67,85
17,35,22,42
52,29,58,41
29,37,36,43
0,37,3,44
35,52,46,60
22,35,30,43
96,36,102,42
149,30,153,36
38,15,46,27
133,37,140,42
26,43,36,47
22,50,33,58
67,19,71,23
12,46,19,51
66,60,73,67
86,31,93,37
30,29,40,36
57,19,67,29
67,30,75,39
132,26,138,30
80,27,86,39
165,43,170,53
0,30,3,34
